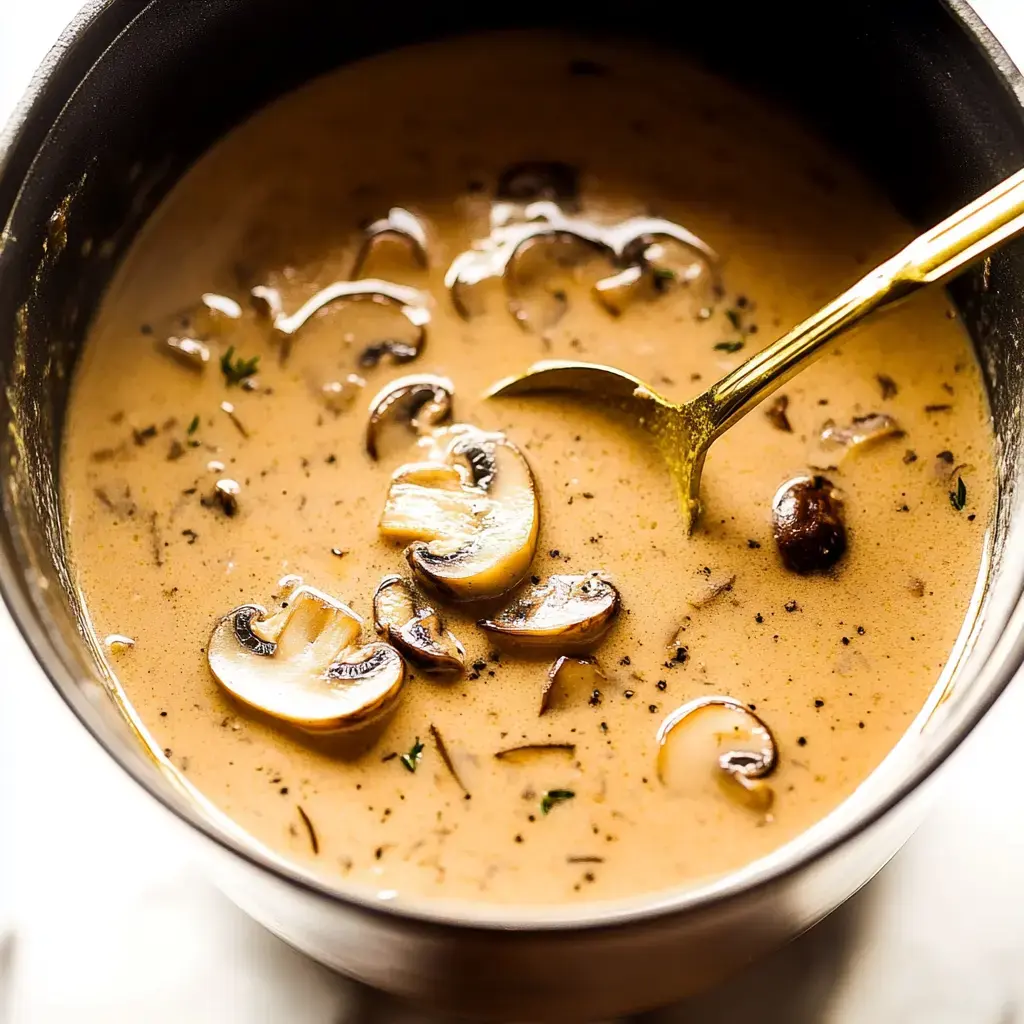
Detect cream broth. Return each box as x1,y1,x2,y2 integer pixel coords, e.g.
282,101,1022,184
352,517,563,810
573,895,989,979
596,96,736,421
61,34,994,904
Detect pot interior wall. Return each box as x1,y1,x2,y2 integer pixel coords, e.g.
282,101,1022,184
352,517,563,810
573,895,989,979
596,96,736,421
2,0,1024,844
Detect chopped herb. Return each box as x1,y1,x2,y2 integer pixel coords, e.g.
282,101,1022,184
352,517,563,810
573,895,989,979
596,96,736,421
400,737,424,773
714,340,744,354
429,724,468,794
950,476,967,511
220,346,260,386
540,789,575,814
566,855,605,864
876,374,899,399
725,308,742,330
187,414,200,435
296,806,319,854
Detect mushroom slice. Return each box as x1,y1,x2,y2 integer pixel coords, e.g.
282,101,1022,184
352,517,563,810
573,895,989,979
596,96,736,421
373,575,465,675
445,206,718,323
809,412,903,469
379,424,539,601
266,279,431,362
480,573,619,650
208,583,404,732
657,696,777,813
542,655,606,714
365,374,455,460
773,475,847,574
351,207,429,278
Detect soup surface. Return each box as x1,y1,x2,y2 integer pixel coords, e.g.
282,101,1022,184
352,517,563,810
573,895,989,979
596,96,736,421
62,34,994,906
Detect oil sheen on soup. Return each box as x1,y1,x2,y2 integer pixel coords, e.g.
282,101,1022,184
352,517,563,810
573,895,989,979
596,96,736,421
61,34,994,905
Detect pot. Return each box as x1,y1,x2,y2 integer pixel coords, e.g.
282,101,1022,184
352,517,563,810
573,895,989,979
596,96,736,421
2,2,1024,1019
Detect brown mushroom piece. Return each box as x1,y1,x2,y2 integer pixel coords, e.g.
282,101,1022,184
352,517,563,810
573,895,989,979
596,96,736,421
656,695,778,813
808,412,904,469
364,374,455,460
772,475,847,574
378,424,539,601
480,573,619,650
373,575,465,675
208,583,404,732
351,207,429,278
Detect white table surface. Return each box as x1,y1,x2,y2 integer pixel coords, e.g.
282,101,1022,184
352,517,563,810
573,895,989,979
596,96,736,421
3,3,1024,1022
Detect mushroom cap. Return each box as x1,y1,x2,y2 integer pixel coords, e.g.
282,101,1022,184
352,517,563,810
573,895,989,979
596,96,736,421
480,573,619,650
208,584,404,733
379,425,539,602
772,475,847,574
364,374,455,460
372,574,465,675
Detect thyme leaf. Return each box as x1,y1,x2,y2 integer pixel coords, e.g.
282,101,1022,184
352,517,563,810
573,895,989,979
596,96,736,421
220,346,260,386
540,789,575,814
400,737,424,773
714,340,744,354
187,414,200,435
950,475,967,511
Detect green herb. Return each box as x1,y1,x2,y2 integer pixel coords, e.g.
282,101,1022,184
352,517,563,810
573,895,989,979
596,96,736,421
540,789,576,814
950,476,967,511
714,340,745,354
725,308,743,330
400,738,424,773
220,346,260,386
187,414,200,435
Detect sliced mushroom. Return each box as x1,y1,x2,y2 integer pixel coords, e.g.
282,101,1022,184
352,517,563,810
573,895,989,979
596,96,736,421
365,374,455,460
479,573,619,650
373,574,465,674
446,205,718,323
351,207,429,278
541,655,606,714
208,583,404,732
820,413,903,450
165,335,210,370
379,424,539,601
657,696,777,813
261,279,431,363
160,292,242,370
772,475,847,574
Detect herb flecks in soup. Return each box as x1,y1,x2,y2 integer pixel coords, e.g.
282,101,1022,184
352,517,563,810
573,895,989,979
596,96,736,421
62,34,993,905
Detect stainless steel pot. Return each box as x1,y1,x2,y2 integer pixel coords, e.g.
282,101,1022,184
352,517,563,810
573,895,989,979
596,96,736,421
2,2,1024,1019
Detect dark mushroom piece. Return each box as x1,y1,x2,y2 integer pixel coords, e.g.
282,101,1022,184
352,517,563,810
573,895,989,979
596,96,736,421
480,573,619,650
372,575,465,675
495,161,581,210
656,695,778,813
772,475,847,574
351,207,429,279
379,424,539,601
365,374,455,460
208,584,404,732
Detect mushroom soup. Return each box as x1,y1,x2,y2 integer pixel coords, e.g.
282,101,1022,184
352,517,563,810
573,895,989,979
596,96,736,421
61,34,995,904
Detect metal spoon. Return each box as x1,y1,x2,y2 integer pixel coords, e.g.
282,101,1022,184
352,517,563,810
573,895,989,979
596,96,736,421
487,167,1024,532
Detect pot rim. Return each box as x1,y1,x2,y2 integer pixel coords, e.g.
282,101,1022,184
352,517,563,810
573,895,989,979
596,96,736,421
2,0,1023,934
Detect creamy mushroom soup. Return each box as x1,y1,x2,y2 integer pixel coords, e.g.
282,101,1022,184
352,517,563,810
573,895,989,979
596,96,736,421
62,34,994,905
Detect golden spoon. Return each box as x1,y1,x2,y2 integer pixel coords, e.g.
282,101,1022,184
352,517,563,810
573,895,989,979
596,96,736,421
487,167,1024,532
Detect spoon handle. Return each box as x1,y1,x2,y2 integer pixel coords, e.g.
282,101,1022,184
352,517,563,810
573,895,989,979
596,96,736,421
705,166,1024,436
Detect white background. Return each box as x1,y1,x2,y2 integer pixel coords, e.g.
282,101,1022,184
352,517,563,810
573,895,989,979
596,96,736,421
2,3,1024,1022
